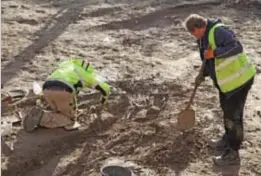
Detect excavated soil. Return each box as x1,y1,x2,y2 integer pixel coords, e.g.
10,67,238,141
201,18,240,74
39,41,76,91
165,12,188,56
1,0,261,175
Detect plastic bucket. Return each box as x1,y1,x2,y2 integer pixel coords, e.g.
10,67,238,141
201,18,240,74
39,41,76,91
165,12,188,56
101,165,132,176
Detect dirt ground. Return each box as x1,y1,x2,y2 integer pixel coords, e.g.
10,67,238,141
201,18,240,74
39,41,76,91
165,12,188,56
1,0,261,175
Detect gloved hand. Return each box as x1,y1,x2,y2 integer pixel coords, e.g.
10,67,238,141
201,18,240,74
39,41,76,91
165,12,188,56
95,83,110,105
101,96,106,104
204,46,214,60
100,95,109,109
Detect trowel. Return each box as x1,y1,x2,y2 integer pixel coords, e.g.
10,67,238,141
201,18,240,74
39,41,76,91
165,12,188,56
177,59,207,131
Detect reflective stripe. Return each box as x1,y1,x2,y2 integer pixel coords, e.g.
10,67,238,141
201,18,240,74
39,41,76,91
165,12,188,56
47,78,76,92
218,63,252,86
215,53,241,71
81,61,89,70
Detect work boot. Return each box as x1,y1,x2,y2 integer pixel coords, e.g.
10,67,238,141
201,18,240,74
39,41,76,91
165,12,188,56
213,148,240,166
23,106,43,132
64,121,81,131
209,134,228,150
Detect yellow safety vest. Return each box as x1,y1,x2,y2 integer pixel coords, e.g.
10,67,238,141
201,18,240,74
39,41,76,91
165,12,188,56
208,23,256,93
47,58,110,98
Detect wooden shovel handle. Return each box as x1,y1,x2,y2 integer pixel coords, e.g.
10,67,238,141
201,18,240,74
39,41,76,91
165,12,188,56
186,59,207,109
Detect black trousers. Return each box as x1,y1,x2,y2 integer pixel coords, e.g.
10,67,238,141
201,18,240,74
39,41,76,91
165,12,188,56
219,78,254,151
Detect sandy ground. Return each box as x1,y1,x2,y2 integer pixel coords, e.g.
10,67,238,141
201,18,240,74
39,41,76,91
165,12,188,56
1,0,261,175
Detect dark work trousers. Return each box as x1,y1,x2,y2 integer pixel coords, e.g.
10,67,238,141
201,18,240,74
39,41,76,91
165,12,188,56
219,77,254,151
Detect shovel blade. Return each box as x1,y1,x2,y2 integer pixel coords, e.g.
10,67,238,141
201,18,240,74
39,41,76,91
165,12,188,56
177,108,195,131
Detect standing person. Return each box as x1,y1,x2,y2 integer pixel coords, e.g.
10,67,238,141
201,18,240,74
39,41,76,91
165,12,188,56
23,58,110,132
183,14,256,165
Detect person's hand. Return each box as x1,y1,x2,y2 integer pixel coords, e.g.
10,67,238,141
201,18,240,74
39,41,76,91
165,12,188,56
204,47,214,60
101,96,106,104
98,97,109,111
195,73,205,85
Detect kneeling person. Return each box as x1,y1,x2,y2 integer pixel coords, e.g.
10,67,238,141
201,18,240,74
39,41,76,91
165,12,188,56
23,58,110,132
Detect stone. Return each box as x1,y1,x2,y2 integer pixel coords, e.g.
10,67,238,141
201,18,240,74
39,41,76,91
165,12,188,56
1,122,12,137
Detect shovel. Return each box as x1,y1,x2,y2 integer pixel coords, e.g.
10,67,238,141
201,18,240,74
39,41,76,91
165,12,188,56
177,59,207,131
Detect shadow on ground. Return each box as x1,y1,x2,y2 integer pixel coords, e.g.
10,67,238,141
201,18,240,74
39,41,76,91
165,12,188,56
1,1,123,85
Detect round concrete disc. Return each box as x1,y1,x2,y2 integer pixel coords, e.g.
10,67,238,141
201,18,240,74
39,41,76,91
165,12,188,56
177,108,196,131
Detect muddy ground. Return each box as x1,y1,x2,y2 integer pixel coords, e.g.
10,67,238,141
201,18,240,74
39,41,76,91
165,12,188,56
1,0,261,175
